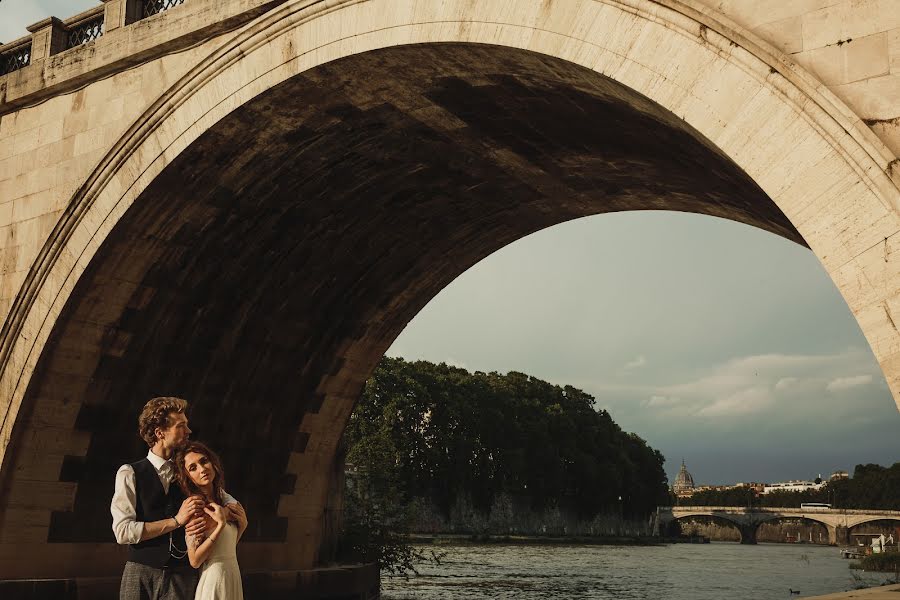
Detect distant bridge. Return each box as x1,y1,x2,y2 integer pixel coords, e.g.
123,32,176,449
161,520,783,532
657,506,900,545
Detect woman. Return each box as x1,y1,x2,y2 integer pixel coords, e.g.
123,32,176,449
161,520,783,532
174,441,248,599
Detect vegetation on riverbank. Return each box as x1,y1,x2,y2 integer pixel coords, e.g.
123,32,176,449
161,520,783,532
405,532,700,546
850,552,900,574
346,357,669,518
337,357,670,573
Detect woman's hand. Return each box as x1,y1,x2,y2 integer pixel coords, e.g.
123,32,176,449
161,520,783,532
204,503,227,527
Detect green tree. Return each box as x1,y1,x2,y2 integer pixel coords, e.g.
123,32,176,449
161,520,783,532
343,356,671,528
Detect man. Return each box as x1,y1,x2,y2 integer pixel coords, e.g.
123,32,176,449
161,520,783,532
111,397,223,599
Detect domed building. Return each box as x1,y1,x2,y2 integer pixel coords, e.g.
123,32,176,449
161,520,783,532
673,460,695,498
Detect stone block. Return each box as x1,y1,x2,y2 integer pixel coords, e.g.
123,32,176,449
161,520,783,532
802,4,845,51
843,0,900,41
797,43,845,86
834,73,900,118
12,191,56,223
100,0,140,33
62,110,89,139
0,201,11,228
4,481,77,512
701,0,836,30
755,15,804,54
7,452,67,483
868,120,900,158
25,18,67,61
891,27,900,74
845,32,890,83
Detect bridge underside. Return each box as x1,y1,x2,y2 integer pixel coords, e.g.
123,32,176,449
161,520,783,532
1,43,799,579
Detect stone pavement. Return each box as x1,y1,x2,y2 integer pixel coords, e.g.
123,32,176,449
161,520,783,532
808,583,900,599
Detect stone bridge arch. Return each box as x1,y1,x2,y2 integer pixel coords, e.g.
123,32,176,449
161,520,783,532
1,0,899,587
670,512,748,543
754,515,832,545
835,517,900,547
847,516,900,531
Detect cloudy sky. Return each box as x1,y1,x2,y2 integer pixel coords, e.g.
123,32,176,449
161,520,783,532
0,0,80,42
4,1,899,487
388,212,900,485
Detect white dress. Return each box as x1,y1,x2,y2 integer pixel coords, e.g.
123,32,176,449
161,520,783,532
194,521,243,600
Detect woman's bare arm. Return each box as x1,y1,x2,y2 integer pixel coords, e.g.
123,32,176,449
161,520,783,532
187,509,225,569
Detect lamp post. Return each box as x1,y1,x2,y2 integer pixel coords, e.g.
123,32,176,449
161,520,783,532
618,495,623,534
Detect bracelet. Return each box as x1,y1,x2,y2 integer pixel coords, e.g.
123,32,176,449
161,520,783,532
173,516,181,528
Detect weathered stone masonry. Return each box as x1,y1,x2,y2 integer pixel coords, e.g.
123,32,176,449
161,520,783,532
0,0,898,590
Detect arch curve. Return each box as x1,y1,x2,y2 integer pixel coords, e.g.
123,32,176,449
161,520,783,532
847,516,900,530
671,513,746,542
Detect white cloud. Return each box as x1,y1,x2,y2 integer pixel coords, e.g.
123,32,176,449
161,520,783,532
696,387,774,417
826,374,873,392
775,377,798,391
644,395,681,408
442,357,468,370
589,347,886,427
624,355,646,369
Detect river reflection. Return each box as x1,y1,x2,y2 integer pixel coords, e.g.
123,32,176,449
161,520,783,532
382,542,892,599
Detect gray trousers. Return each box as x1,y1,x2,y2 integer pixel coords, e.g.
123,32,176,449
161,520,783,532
120,561,199,600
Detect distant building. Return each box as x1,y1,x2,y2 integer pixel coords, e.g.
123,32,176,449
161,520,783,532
830,470,849,481
762,480,825,494
672,460,695,498
732,482,766,494
693,484,730,494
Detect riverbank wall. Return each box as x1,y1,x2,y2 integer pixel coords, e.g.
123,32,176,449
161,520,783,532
408,494,652,537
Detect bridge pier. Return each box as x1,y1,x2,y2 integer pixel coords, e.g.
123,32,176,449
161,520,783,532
739,524,758,545
832,525,849,547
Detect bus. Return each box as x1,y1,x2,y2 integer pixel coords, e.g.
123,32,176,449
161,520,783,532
800,503,832,510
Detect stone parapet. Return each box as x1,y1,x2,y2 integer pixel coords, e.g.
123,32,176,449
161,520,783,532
0,0,284,112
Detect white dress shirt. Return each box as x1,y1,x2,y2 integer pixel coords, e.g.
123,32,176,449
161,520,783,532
111,449,237,545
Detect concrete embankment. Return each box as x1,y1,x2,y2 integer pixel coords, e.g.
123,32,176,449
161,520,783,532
407,532,690,546
805,583,900,598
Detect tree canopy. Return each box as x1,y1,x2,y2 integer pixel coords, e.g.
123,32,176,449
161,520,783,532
344,357,670,520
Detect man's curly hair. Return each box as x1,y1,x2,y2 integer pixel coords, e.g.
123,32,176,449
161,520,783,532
138,397,188,446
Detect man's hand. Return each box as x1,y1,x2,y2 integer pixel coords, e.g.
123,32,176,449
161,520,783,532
175,495,205,527
226,503,248,531
185,516,207,540
204,503,228,527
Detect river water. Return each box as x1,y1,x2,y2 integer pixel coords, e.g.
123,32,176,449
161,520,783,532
382,542,893,599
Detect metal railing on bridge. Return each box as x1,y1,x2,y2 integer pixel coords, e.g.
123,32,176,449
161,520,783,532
66,11,105,49
143,0,188,18
0,42,30,76
0,0,192,76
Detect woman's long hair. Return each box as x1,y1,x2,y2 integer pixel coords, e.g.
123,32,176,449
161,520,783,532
174,441,226,505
